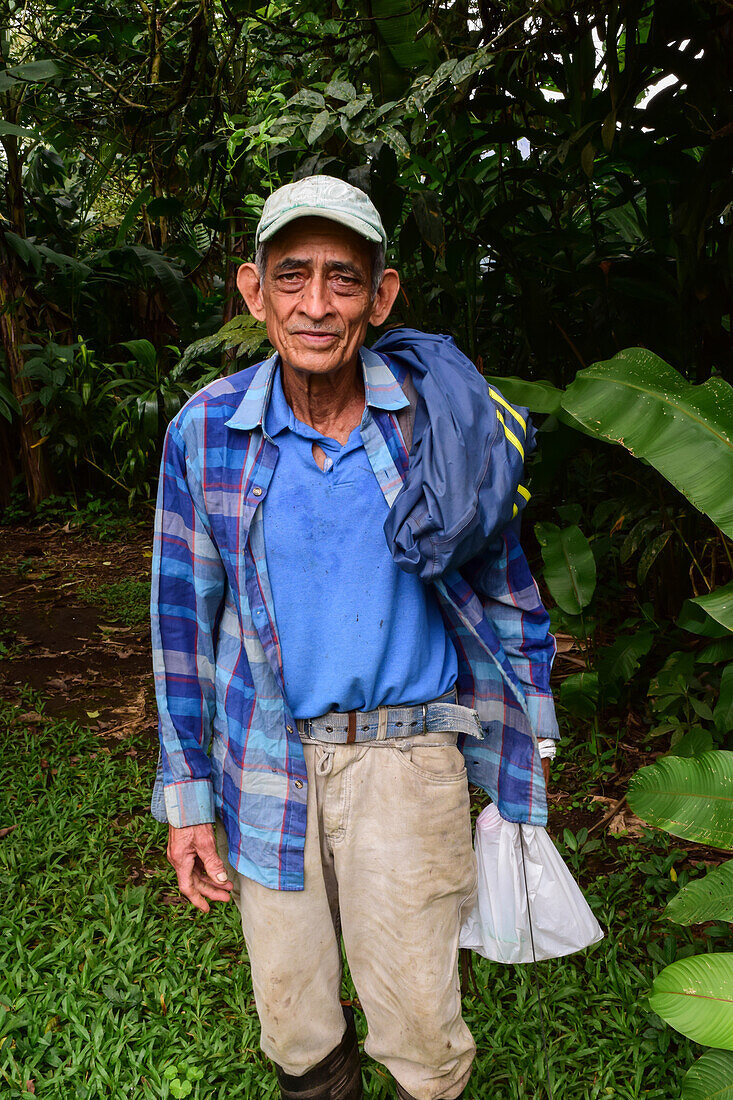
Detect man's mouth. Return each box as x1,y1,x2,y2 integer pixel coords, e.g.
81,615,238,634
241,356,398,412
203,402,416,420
291,330,341,345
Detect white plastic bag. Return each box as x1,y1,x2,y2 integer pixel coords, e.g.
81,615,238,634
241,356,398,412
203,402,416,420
459,803,604,963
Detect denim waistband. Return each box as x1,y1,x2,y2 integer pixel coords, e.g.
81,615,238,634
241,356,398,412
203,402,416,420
296,688,484,744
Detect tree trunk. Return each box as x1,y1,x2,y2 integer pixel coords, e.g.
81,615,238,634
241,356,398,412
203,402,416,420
222,212,246,373
1,75,55,507
0,416,19,510
0,230,55,508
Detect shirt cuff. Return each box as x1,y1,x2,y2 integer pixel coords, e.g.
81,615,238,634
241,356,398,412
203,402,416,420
163,777,216,829
150,757,168,823
524,689,560,741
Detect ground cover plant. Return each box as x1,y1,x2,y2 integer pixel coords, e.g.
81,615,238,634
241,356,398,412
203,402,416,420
1,692,727,1100
1,522,732,1098
79,578,151,628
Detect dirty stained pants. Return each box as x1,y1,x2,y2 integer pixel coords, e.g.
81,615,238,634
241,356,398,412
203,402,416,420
216,726,477,1100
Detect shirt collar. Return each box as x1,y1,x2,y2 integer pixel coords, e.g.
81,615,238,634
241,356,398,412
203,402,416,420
225,345,409,433
266,363,296,438
360,346,411,412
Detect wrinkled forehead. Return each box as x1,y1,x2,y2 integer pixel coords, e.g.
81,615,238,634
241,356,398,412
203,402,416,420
262,215,374,269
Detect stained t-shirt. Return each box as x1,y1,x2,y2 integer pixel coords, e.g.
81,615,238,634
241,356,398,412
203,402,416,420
262,363,457,718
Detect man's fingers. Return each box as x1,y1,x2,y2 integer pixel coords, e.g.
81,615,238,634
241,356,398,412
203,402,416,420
173,856,202,907
184,887,211,913
175,859,231,908
202,857,232,888
191,866,232,902
166,824,232,912
175,860,215,911
196,843,232,888
192,854,233,899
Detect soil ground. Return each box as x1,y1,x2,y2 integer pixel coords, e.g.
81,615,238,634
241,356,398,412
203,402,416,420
0,525,157,752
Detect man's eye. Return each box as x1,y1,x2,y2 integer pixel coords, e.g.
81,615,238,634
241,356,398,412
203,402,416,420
277,273,304,287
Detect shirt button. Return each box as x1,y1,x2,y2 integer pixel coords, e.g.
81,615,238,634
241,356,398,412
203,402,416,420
294,779,303,789
252,486,262,497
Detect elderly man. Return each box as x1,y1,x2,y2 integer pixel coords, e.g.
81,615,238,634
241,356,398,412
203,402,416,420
150,175,559,1100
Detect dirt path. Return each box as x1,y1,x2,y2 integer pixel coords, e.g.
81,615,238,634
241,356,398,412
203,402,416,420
0,525,157,749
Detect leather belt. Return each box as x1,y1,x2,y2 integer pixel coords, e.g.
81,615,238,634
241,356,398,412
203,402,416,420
296,689,484,744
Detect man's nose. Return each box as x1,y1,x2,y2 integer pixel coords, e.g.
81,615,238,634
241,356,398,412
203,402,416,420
299,275,332,320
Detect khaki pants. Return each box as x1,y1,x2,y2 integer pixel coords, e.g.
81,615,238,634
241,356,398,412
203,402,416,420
216,729,477,1100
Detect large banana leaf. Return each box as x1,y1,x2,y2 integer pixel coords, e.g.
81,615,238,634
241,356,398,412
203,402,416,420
689,581,733,635
649,953,733,1049
682,1049,733,1099
666,860,733,925
678,595,731,639
561,349,733,539
627,751,733,849
534,522,596,615
484,375,563,415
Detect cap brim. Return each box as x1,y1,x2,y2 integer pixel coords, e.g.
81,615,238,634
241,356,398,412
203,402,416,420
256,206,385,249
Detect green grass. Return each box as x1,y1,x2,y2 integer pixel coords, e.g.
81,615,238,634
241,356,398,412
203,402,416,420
80,578,151,627
0,701,725,1099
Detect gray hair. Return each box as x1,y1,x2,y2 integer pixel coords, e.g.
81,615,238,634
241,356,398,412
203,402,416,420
255,239,386,298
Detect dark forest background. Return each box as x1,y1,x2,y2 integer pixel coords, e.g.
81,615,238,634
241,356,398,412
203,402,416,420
2,4,733,1095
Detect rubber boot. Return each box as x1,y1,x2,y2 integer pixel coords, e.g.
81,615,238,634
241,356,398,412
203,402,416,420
274,1005,363,1099
395,1085,464,1100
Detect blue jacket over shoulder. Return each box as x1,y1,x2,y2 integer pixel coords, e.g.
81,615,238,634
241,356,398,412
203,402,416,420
374,327,535,580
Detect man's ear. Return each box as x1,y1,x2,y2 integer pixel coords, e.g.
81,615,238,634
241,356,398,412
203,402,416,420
237,263,266,321
369,269,400,327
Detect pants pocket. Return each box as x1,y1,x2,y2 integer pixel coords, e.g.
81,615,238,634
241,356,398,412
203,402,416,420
394,740,467,783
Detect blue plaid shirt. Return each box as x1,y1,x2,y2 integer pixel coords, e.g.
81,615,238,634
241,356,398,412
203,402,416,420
151,346,559,890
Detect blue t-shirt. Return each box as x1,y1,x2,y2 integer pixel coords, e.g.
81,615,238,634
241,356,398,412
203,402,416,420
262,364,457,718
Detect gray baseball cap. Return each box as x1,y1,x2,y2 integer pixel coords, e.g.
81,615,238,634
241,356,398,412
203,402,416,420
255,175,387,250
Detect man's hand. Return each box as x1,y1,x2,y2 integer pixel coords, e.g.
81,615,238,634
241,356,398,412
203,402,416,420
167,823,234,913
541,757,551,788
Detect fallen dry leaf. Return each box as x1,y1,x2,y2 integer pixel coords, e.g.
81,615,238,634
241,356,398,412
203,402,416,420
608,808,647,837
18,711,44,725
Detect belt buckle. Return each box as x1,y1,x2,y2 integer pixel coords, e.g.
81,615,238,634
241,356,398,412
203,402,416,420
422,702,428,735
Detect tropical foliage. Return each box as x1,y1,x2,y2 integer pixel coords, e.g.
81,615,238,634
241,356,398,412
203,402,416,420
495,341,733,1090
1,1,732,1090
2,0,731,502
626,747,733,1093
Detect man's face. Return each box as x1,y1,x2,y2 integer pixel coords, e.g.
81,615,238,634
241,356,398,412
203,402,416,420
238,217,397,376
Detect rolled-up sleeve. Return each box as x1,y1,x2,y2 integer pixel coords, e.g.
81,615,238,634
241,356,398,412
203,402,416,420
465,526,560,741
150,419,227,827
